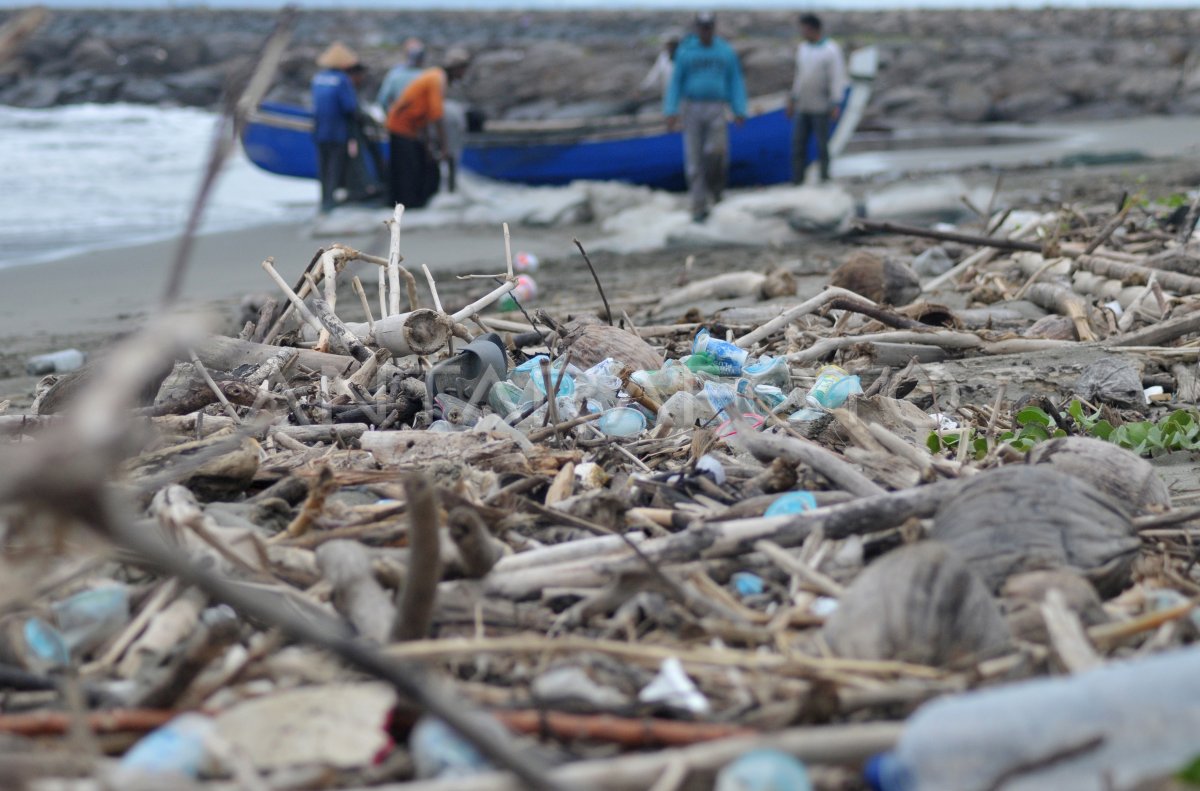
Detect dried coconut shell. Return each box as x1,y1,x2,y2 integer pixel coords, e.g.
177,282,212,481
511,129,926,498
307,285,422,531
1027,436,1170,515
829,250,920,306
931,465,1140,597
822,542,1012,668
557,318,663,371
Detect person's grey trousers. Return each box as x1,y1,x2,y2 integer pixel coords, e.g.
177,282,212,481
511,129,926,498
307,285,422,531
681,100,728,218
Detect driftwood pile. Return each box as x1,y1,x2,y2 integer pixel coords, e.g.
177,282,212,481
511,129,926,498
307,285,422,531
3,194,1200,791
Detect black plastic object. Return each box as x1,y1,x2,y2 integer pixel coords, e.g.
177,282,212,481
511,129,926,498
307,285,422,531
425,333,508,408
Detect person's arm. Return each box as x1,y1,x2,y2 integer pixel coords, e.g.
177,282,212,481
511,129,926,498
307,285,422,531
828,42,849,119
728,48,748,122
663,50,685,127
639,52,666,94
787,44,802,117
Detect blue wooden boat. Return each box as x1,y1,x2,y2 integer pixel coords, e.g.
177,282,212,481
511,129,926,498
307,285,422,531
241,47,875,191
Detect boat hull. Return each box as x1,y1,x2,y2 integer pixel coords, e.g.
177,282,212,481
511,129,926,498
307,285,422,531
241,47,876,191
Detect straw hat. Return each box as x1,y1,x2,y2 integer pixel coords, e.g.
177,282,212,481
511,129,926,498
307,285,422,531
316,41,360,70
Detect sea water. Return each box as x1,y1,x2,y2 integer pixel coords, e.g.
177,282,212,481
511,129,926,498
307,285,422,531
0,103,312,268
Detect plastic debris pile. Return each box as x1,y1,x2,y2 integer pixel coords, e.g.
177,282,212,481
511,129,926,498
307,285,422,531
6,191,1200,791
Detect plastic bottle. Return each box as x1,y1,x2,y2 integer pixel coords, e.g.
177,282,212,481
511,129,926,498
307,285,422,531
629,360,699,402
576,373,621,412
26,348,86,376
742,356,792,389
806,365,863,409
693,329,749,376
657,391,717,428
510,355,548,388
487,380,527,416
866,644,1200,791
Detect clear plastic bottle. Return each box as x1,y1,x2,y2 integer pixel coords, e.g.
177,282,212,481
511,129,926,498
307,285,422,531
866,644,1200,791
742,356,792,389
630,360,699,402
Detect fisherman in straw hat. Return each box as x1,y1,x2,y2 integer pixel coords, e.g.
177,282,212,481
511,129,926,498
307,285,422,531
385,46,472,210
312,41,366,213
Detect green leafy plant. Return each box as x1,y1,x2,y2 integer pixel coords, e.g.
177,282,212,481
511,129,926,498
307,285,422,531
928,400,1200,461
927,405,1066,460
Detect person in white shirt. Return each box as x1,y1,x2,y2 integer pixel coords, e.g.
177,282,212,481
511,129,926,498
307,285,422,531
785,13,848,183
639,28,683,97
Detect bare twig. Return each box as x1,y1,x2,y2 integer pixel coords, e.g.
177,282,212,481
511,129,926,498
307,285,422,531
573,238,613,326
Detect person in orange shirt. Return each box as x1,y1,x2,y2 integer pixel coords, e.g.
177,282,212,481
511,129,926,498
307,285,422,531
385,47,471,209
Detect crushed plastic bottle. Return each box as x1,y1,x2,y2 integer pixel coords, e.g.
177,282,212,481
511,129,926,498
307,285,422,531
866,643,1200,791
657,391,717,428
26,348,86,376
716,748,812,791
487,380,527,416
693,328,749,376
742,356,792,389
790,365,864,422
703,380,737,417
629,360,699,402
806,365,863,409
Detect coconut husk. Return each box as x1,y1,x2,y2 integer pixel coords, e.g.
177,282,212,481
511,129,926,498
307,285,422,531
829,250,920,306
1002,569,1110,644
555,317,663,371
1027,436,1171,515
931,465,1140,597
822,542,1012,668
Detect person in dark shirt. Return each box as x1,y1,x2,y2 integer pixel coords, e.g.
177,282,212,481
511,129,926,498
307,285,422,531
311,42,363,213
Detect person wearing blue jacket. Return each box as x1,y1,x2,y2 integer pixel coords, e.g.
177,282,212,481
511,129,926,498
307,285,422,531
664,12,747,223
311,42,363,214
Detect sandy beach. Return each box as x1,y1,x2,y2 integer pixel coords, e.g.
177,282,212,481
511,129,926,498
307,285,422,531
0,218,584,406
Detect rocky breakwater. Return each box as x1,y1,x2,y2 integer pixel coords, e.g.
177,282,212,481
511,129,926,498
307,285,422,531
4,7,1200,126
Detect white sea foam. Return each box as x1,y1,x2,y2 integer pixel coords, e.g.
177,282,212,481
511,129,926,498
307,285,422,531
0,103,313,268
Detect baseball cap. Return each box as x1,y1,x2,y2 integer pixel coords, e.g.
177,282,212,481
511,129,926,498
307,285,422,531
695,11,715,26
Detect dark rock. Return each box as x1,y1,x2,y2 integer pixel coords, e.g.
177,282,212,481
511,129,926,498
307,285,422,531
119,77,170,104
69,36,120,73
993,88,1073,122
6,77,61,108
165,66,227,106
